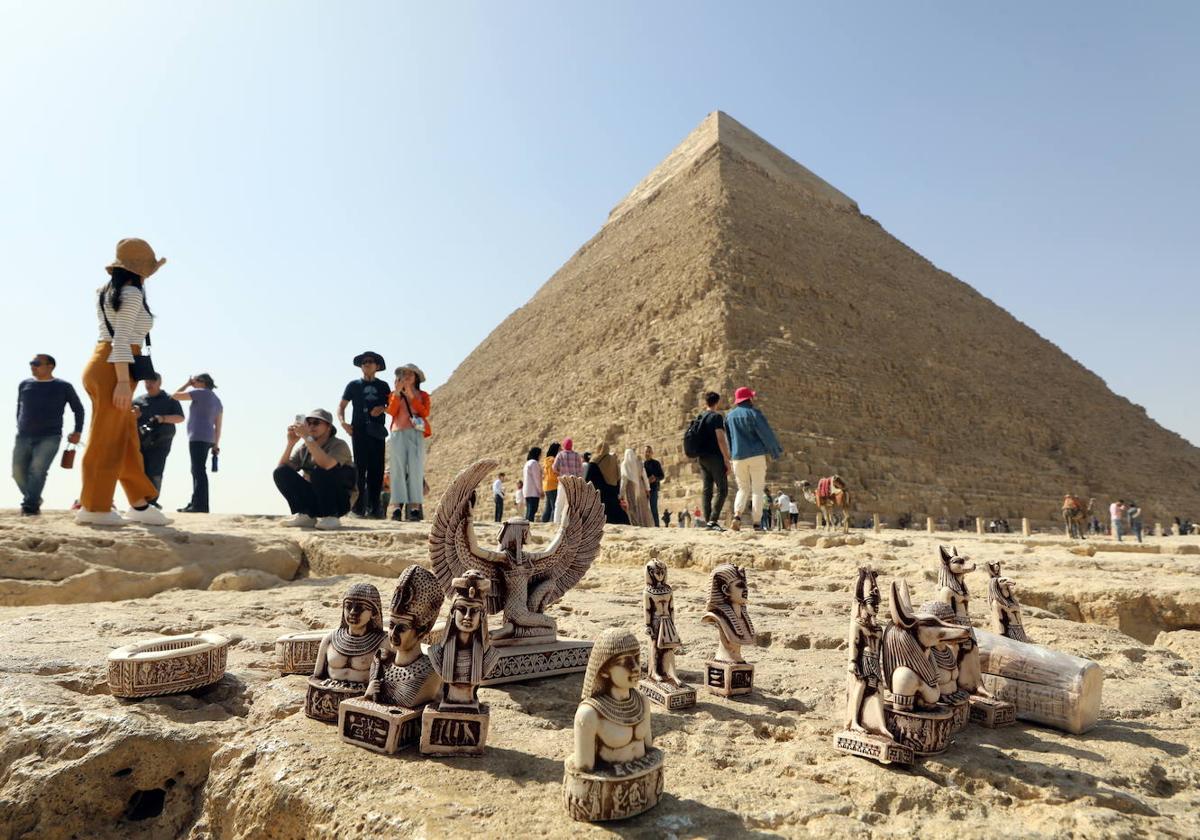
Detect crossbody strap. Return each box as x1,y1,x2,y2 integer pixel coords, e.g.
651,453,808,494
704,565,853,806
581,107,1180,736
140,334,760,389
99,287,152,348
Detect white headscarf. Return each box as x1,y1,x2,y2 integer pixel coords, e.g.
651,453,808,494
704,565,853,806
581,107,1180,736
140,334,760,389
620,448,649,492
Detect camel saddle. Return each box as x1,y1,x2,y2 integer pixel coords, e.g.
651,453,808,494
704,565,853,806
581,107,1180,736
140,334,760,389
1063,495,1085,512
817,476,834,504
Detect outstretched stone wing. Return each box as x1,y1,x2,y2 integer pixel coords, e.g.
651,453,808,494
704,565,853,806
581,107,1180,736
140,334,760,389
524,475,605,608
428,458,506,615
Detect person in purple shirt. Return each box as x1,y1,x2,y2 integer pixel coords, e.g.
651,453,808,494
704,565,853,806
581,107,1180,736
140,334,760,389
173,373,223,513
13,353,84,515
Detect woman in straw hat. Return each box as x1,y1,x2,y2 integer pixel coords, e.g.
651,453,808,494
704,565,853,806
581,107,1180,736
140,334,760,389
385,363,431,522
77,239,170,527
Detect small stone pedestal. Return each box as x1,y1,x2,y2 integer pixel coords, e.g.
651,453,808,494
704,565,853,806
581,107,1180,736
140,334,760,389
563,748,665,822
885,706,955,755
975,517,984,535
969,695,1016,728
338,698,422,753
926,516,935,534
705,660,753,697
419,704,490,756
274,631,325,676
832,731,914,765
638,678,696,711
943,696,970,733
1021,518,1031,537
872,513,880,533
305,677,364,723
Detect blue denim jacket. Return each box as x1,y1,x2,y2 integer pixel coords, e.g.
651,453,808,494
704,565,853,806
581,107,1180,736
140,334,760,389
725,404,783,461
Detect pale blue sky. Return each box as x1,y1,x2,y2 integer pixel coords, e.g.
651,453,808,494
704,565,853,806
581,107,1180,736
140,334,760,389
2,1,1197,514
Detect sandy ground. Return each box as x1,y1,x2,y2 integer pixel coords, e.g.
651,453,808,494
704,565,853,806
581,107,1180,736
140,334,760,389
1,511,1199,839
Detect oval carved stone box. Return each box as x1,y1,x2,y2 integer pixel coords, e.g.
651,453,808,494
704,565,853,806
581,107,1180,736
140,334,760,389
107,632,231,699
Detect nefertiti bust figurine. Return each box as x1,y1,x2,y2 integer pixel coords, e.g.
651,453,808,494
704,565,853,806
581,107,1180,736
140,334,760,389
306,582,386,721
986,561,1031,643
701,563,756,696
563,628,665,822
366,565,445,708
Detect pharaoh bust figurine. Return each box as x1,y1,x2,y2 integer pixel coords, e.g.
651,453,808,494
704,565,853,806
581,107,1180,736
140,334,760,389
986,560,1031,642
702,563,756,662
306,582,386,722
563,628,665,822
428,570,499,712
365,565,445,708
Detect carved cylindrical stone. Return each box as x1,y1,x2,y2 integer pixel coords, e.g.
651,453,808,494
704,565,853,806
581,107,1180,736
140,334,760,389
1021,517,1031,536
563,748,665,822
107,632,231,699
975,517,984,534
872,513,881,532
926,516,934,533
274,630,325,675
884,706,954,755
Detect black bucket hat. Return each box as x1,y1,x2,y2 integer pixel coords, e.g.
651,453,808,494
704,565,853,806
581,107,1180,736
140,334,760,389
353,351,386,368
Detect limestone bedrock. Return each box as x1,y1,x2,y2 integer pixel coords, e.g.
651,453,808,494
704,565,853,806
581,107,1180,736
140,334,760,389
1,511,1199,838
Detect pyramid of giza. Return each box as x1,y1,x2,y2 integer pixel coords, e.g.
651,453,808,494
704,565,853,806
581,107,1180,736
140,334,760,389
427,111,1200,525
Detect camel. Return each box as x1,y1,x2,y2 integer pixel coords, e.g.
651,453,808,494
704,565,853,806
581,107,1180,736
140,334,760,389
799,475,851,533
1062,495,1094,540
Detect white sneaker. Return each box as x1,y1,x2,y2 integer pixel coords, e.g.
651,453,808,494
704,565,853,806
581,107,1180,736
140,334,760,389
315,516,342,531
124,506,171,526
281,513,316,528
75,509,126,527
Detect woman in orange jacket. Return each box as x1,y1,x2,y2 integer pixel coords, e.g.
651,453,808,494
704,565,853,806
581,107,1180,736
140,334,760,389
385,363,431,522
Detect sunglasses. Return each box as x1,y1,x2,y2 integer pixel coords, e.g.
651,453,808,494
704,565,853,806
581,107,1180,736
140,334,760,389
28,360,48,367
304,418,324,426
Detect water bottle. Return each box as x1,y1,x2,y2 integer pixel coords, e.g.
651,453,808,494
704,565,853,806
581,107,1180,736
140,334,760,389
212,452,219,473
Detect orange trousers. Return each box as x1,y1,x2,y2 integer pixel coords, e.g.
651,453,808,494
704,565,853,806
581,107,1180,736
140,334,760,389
80,342,158,511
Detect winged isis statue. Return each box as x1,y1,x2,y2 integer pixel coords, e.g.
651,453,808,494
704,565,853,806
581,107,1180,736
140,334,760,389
429,459,606,645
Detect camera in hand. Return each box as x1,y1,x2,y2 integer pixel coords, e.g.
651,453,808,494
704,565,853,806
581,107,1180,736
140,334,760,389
137,415,162,438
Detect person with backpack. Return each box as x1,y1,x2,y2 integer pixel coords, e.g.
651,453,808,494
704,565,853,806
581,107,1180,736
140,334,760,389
683,391,731,530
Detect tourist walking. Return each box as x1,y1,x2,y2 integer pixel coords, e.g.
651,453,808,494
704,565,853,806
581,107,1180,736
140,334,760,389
78,238,169,526
339,351,390,519
492,472,505,522
585,441,629,525
274,409,355,530
385,363,430,521
1127,501,1143,544
13,353,84,515
775,489,792,531
541,442,561,522
643,445,664,526
621,447,653,527
725,387,783,531
551,438,584,523
761,488,773,530
523,447,544,520
689,391,731,531
174,373,222,513
133,373,184,498
1109,499,1126,541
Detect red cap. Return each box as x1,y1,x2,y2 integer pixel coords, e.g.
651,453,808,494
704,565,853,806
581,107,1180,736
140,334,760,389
734,387,756,404
563,438,573,450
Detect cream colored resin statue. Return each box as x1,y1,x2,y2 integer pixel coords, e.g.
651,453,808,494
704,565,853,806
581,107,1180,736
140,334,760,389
563,628,665,822
340,566,445,753
986,560,1031,642
639,560,695,710
701,563,756,696
306,583,386,722
833,568,913,764
420,570,498,755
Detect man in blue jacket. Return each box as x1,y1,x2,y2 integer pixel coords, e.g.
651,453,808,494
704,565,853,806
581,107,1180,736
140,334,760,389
13,353,84,515
725,386,782,531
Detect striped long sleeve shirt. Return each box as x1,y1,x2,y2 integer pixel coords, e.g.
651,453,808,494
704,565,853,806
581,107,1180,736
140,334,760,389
96,285,154,365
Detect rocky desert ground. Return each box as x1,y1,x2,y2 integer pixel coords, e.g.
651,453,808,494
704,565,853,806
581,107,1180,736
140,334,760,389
2,512,1199,839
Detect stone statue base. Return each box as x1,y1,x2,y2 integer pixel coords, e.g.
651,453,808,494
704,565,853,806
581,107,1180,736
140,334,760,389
419,704,490,756
969,695,1016,728
942,696,970,733
638,678,697,711
107,632,231,699
338,698,422,754
424,637,593,686
705,660,753,697
885,706,955,755
563,747,665,822
274,631,326,676
832,730,914,765
305,677,365,723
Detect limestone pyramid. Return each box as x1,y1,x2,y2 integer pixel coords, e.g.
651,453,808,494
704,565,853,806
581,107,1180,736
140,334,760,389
427,112,1200,525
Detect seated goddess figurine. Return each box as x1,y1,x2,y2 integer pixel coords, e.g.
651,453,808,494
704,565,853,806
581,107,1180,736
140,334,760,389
366,565,445,708
563,628,664,822
306,582,386,721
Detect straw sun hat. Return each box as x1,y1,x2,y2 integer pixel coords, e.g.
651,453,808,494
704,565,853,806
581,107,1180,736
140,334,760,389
106,238,166,279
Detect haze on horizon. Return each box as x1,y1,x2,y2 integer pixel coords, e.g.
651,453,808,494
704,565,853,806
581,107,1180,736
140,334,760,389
1,1,1196,515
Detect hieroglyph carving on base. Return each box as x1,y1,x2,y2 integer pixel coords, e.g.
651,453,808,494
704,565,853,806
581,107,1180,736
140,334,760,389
306,582,386,722
640,559,695,709
701,563,756,697
107,632,231,698
275,631,325,675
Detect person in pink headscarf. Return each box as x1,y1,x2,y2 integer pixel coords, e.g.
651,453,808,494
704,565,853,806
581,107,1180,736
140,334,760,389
551,437,585,524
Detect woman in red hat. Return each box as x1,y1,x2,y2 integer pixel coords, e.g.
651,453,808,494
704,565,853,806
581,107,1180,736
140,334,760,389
724,387,783,531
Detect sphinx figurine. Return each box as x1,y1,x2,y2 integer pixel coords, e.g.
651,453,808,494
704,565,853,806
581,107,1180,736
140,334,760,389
986,560,1031,643
700,563,756,697
339,566,445,753
933,546,1016,727
833,568,913,764
562,628,665,822
420,570,498,755
306,583,386,722
638,560,695,710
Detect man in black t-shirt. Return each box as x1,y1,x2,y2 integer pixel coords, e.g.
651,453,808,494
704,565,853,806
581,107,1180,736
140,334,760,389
133,374,185,497
694,391,732,530
338,351,392,518
643,445,665,527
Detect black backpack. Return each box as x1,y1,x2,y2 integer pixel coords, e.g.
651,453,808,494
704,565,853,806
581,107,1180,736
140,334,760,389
682,413,707,458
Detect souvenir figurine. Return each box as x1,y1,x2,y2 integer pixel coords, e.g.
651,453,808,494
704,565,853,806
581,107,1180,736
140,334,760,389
639,559,695,710
832,568,913,764
419,570,497,755
428,459,605,684
340,566,445,753
701,563,756,697
562,628,665,822
107,632,231,699
986,560,1031,643
305,583,385,723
